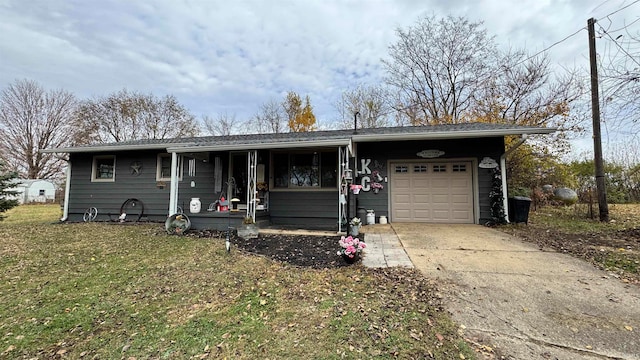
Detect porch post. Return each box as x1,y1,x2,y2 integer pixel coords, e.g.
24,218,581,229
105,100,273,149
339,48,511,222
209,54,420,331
168,152,179,216
246,150,257,221
338,146,350,233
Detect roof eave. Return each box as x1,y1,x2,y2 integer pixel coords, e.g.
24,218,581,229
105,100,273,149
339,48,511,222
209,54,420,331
167,138,352,153
41,143,197,153
351,127,556,142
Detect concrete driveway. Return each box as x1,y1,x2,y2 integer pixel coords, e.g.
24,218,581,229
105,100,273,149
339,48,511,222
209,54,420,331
393,223,640,360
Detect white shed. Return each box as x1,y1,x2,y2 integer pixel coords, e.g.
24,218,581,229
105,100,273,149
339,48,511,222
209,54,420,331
9,179,56,204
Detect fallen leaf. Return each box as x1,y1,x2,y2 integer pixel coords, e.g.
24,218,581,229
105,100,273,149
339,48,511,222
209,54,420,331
3,345,16,354
436,333,444,342
624,325,633,331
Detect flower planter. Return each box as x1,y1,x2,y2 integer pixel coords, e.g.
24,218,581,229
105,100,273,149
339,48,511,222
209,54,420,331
237,223,259,239
342,254,359,264
349,225,360,236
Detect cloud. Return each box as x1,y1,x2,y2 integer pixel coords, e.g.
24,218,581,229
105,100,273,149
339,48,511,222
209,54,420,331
0,0,637,136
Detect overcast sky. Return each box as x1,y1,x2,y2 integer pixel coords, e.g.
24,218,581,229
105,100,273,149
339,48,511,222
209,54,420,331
1,0,638,155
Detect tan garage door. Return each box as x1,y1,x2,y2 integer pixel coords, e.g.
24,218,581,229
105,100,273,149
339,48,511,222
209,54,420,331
390,161,473,223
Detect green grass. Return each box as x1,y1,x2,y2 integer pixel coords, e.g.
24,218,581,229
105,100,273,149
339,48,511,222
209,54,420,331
0,205,473,359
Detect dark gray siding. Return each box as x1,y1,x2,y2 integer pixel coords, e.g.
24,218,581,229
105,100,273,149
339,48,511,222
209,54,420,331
355,137,504,224
67,151,222,222
269,191,337,228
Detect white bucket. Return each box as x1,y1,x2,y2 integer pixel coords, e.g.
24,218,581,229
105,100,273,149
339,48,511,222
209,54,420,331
379,215,387,224
366,211,375,225
190,197,201,213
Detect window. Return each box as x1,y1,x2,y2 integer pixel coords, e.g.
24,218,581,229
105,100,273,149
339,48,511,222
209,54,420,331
452,164,467,172
273,151,337,189
395,165,408,173
39,189,45,196
433,164,447,173
157,153,182,181
413,165,428,173
92,155,115,182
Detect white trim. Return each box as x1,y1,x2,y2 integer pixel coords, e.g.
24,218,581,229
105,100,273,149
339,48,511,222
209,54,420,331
352,128,554,143
168,152,179,216
91,155,116,182
168,138,352,153
501,156,509,223
42,143,196,153
157,153,182,181
61,161,71,221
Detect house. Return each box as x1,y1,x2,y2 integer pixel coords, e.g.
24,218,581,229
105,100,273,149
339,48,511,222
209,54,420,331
43,123,553,231
8,179,56,204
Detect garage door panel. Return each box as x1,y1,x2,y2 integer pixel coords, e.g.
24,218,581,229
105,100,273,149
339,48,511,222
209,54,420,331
452,210,472,220
391,161,473,223
452,194,471,203
414,210,431,218
394,194,411,203
395,178,411,188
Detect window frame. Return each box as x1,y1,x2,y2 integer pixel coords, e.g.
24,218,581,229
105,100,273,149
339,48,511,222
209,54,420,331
156,153,183,181
91,155,116,182
271,151,338,191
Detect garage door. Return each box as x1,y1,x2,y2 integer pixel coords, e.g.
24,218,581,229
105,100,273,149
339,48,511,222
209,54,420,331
390,161,474,223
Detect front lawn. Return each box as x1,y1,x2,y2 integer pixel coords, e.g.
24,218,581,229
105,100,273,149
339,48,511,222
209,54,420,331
0,205,473,359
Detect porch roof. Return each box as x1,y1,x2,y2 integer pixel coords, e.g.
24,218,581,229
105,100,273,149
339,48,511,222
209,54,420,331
42,123,555,153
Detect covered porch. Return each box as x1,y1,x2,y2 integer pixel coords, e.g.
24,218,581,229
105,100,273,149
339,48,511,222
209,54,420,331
166,137,354,232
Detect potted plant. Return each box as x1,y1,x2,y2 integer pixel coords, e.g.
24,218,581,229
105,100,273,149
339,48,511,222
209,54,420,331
237,216,259,239
350,184,363,194
349,217,362,236
337,235,367,264
371,182,384,194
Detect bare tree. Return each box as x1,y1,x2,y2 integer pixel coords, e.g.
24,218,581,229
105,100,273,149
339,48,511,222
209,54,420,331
598,21,640,133
471,51,586,131
74,89,199,143
335,84,391,129
383,15,496,124
0,79,77,179
202,112,243,136
253,99,287,133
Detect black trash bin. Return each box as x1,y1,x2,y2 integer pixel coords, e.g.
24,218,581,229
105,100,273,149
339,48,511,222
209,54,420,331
509,196,532,224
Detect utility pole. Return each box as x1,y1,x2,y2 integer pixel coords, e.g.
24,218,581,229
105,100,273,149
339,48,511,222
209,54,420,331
588,17,609,222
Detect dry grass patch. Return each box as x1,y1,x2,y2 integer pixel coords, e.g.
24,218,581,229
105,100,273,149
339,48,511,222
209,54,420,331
502,203,640,283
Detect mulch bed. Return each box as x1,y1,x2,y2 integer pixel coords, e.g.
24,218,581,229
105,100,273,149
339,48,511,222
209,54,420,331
188,230,356,268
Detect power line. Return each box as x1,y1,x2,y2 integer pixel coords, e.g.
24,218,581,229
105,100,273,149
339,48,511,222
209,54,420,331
598,23,640,67
598,0,640,20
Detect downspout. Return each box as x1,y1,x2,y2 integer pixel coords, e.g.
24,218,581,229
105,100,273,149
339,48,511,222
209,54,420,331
168,152,179,216
61,160,71,221
501,134,528,223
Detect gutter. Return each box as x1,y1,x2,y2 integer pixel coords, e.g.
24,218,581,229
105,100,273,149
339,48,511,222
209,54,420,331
352,127,554,142
167,138,352,153
41,142,197,154
501,134,529,223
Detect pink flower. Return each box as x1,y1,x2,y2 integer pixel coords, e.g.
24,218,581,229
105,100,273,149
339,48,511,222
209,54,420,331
345,245,356,255
358,242,366,250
